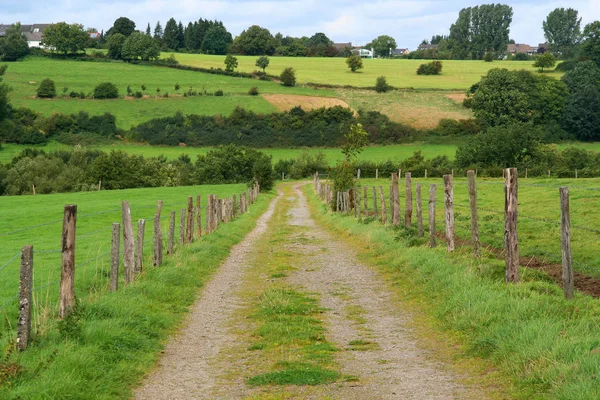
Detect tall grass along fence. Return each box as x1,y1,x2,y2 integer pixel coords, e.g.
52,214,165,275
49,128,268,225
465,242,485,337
314,169,598,300
6,183,260,351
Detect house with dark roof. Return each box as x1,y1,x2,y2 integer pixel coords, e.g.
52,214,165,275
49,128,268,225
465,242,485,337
0,24,51,47
333,42,352,51
393,48,410,56
417,43,438,51
506,43,535,56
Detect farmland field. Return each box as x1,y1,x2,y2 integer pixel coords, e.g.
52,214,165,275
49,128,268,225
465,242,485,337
174,53,563,89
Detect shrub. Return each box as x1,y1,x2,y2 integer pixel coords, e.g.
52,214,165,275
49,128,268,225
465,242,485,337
280,67,296,87
346,55,363,72
36,79,56,98
255,56,270,72
483,52,494,62
134,91,143,98
555,60,578,72
93,82,119,99
416,61,443,75
514,52,530,61
69,91,79,98
214,89,224,96
248,87,259,96
433,118,480,136
375,76,390,93
534,52,556,72
224,55,238,72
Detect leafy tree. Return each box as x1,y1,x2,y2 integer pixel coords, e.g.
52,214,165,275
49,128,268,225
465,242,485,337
533,52,556,72
543,8,582,59
468,68,568,128
581,21,600,67
202,25,232,55
93,82,119,99
449,4,513,59
107,33,126,59
346,55,363,72
255,56,270,72
41,22,88,55
560,61,600,140
417,61,443,75
163,18,180,50
224,55,238,72
455,122,543,168
107,17,136,37
375,76,390,92
342,123,369,161
0,24,29,61
36,79,56,98
0,65,10,124
231,25,275,55
280,67,296,87
122,32,160,61
368,35,397,58
306,32,334,56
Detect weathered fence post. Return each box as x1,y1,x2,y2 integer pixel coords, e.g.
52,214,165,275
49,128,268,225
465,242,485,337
363,186,368,217
405,172,412,228
416,183,423,237
17,245,33,351
122,201,135,284
153,201,163,267
389,185,393,223
560,187,574,299
504,168,519,283
376,169,379,180
379,186,387,225
206,195,213,234
467,170,481,258
186,196,194,243
196,195,202,237
60,205,77,318
179,208,185,245
429,185,437,248
372,187,378,220
392,173,400,226
424,169,428,179
167,211,175,254
135,219,146,275
233,195,238,218
110,223,120,291
357,169,361,180
443,175,455,252
356,188,362,221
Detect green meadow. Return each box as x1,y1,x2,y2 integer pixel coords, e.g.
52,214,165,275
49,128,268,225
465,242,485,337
174,53,563,89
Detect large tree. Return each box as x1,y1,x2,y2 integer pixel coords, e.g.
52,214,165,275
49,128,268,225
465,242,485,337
0,24,29,61
107,17,136,37
561,61,600,140
231,25,275,55
449,4,513,59
41,22,88,55
581,21,600,67
107,33,127,59
163,18,180,50
543,8,582,59
202,25,232,55
0,65,10,124
122,32,160,61
368,35,397,58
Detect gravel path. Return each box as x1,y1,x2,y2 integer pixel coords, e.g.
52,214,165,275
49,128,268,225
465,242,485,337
134,183,485,399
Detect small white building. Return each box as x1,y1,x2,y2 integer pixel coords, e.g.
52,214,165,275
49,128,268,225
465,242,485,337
351,47,374,59
0,24,50,47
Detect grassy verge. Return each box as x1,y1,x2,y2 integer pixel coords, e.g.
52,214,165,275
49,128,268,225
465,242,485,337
304,184,600,399
0,189,274,399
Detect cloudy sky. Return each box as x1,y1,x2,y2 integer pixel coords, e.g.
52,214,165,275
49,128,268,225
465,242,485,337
2,0,600,49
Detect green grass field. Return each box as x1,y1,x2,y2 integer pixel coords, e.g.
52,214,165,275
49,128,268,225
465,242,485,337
174,53,563,89
347,176,600,279
2,57,336,128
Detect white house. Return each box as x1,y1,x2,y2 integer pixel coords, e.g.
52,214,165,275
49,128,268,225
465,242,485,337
0,24,50,47
351,47,374,59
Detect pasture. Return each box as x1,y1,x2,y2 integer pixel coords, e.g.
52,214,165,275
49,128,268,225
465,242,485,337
174,53,563,89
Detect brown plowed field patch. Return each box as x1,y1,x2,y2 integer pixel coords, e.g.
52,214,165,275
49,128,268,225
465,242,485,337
446,93,467,103
263,94,353,112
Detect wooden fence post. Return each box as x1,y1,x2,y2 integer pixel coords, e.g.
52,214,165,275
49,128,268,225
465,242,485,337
233,195,238,218
424,169,428,179
379,186,387,225
504,168,519,283
153,201,163,267
167,211,175,254
206,195,213,234
376,169,379,180
416,183,423,237
443,175,455,252
467,170,481,258
110,223,120,291
405,172,412,228
560,187,574,299
59,205,77,318
372,187,378,220
357,169,361,180
179,208,185,245
392,173,400,226
196,195,202,237
429,185,437,248
186,196,194,243
17,245,33,351
135,219,146,275
121,201,135,284
363,186,368,217
389,185,393,222
356,188,362,221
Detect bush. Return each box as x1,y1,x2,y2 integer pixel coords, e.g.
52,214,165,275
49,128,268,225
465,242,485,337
432,119,480,136
555,60,578,72
224,55,238,72
417,61,443,75
346,55,363,72
514,52,530,61
134,91,143,99
280,67,296,87
36,79,56,98
69,91,79,98
248,87,259,96
483,52,494,62
533,52,556,72
93,82,119,99
375,76,390,93
214,89,224,96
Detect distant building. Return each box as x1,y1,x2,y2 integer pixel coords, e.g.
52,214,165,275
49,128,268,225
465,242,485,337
351,47,373,59
417,43,438,51
393,48,410,56
333,42,352,51
89,32,101,39
0,24,50,47
506,43,535,56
